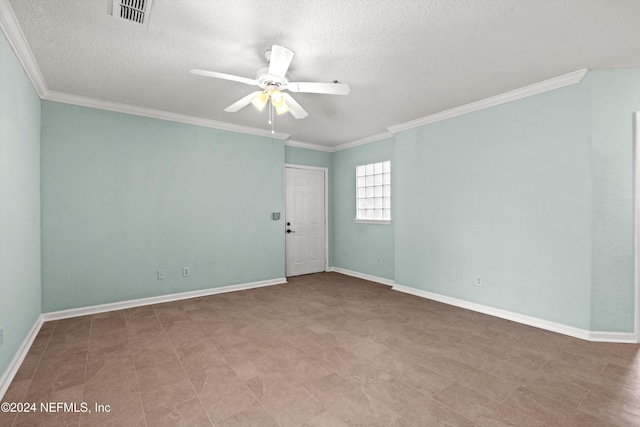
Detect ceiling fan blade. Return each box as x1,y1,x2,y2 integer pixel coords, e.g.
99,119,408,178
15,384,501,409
224,91,263,112
287,82,350,95
268,45,295,78
283,93,308,119
190,69,259,86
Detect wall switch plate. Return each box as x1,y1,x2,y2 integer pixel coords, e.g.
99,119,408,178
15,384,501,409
450,271,457,282
475,276,483,287
157,270,165,280
183,267,191,277
0,326,4,346
377,257,381,265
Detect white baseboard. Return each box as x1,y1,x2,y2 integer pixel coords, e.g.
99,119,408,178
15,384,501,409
329,267,395,287
0,315,44,400
42,277,287,321
588,331,638,343
392,283,638,343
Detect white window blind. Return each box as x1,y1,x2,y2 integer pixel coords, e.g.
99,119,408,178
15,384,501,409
356,161,390,221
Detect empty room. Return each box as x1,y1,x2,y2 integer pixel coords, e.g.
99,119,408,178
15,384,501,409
1,0,639,426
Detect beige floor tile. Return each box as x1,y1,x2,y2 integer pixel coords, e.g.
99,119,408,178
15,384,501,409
80,391,145,427
188,364,244,397
125,316,164,340
301,395,400,427
11,350,43,383
371,349,453,396
129,333,179,368
424,355,519,402
311,346,364,378
145,397,212,426
303,373,363,408
360,376,474,427
163,318,207,348
434,382,547,426
1,272,638,426
579,389,640,426
175,336,228,373
199,382,258,422
83,353,138,402
13,384,84,427
213,404,278,427
253,381,325,427
140,380,196,415
480,356,589,407
136,359,187,389
25,351,87,401
504,386,618,427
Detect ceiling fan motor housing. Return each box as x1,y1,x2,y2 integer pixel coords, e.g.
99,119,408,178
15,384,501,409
256,67,289,90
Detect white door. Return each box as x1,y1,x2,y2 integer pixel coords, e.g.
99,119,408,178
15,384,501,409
285,167,326,277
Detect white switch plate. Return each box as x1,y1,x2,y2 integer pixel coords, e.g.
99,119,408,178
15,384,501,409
157,270,165,280
183,267,190,277
475,276,483,286
450,271,457,282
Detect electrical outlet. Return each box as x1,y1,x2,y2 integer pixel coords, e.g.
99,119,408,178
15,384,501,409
183,267,191,277
450,271,457,282
157,270,165,280
377,257,381,265
475,276,483,287
0,326,4,346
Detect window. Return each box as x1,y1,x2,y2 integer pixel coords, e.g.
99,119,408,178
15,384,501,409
356,161,391,222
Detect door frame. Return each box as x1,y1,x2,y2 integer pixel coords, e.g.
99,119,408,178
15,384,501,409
284,164,329,273
635,113,640,342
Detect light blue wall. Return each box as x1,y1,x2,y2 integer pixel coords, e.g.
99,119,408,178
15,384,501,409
285,145,331,169
395,83,593,329
331,139,395,280
41,102,285,312
389,71,640,333
0,33,42,375
589,69,640,331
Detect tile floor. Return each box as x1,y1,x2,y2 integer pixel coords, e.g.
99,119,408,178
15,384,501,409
0,272,639,426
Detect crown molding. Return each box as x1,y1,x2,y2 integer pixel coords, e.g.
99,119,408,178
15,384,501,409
0,0,47,97
334,131,394,152
44,91,291,140
388,68,589,134
285,139,334,152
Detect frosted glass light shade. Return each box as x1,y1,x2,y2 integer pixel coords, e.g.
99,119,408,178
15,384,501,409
251,92,269,111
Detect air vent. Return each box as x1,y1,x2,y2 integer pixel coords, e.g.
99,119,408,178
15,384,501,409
112,0,153,25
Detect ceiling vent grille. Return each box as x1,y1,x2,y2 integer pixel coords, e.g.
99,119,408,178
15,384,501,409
112,0,153,25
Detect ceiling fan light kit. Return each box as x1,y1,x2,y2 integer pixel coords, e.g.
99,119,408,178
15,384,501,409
251,91,269,111
191,44,350,134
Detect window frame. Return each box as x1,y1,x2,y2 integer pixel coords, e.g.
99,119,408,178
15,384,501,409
355,160,391,224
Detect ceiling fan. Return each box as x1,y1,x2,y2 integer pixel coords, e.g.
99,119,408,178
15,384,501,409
191,45,350,133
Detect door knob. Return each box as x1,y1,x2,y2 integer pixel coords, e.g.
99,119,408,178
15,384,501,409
286,229,295,233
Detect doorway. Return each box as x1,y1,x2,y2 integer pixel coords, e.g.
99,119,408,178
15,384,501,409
285,165,328,277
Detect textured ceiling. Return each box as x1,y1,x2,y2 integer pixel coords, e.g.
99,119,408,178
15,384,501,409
7,0,640,146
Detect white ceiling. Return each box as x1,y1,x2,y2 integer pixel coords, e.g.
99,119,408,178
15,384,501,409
6,0,640,147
